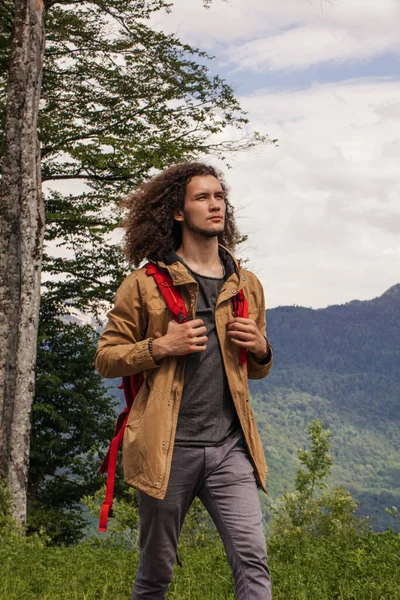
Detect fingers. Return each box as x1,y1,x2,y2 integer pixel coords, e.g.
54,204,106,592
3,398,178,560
227,316,262,352
188,319,207,352
180,319,207,336
189,326,207,337
227,317,257,334
227,329,253,341
189,342,207,353
191,335,208,345
167,318,208,354
228,317,251,325
190,318,206,328
229,337,253,348
168,319,207,336
187,328,208,352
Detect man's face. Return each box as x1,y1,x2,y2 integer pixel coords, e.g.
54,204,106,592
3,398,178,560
174,175,226,238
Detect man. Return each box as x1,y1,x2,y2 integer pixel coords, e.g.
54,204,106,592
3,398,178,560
95,162,273,599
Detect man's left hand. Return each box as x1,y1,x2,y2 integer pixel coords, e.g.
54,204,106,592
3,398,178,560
227,317,267,360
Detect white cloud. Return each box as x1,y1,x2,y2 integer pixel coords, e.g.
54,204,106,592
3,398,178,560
154,0,400,71
222,25,397,72
207,78,400,308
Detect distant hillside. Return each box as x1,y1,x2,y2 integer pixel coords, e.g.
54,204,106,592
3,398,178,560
251,284,400,531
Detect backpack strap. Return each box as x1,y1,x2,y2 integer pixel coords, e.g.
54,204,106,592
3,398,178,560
232,289,249,365
145,263,188,323
98,374,144,532
98,265,188,532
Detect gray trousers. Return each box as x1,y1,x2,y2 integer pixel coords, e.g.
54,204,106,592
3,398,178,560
132,432,272,599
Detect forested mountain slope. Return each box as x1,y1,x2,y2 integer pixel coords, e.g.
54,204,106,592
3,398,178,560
252,283,400,530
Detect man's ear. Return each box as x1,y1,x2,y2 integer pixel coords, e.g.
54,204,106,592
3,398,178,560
174,209,184,222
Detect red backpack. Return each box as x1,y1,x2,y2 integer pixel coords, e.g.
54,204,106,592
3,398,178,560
98,262,248,532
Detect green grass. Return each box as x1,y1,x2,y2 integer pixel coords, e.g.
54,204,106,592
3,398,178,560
269,529,400,600
0,540,233,600
1,530,399,599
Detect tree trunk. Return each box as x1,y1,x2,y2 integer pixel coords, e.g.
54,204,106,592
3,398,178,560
0,0,45,525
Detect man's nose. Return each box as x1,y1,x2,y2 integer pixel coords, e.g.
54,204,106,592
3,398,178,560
209,196,221,210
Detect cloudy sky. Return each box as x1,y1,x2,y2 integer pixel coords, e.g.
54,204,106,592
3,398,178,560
152,0,400,309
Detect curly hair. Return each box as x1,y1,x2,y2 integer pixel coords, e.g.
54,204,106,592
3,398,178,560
122,162,241,266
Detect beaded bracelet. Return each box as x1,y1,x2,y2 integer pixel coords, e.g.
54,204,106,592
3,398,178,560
252,336,272,364
148,337,154,358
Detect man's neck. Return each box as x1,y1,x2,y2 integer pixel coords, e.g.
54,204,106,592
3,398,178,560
176,235,223,277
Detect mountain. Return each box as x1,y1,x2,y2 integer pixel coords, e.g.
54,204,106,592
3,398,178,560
251,284,400,530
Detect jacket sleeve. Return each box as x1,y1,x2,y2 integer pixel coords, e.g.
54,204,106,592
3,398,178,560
94,273,159,379
247,277,273,380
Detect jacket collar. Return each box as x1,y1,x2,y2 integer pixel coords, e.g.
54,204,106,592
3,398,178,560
152,244,242,287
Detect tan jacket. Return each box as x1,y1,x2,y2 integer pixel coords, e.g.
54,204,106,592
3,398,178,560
95,246,273,499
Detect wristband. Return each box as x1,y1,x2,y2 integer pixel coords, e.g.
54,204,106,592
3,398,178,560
252,336,272,364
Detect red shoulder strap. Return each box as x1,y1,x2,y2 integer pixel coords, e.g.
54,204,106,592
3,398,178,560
145,263,188,323
98,373,144,532
233,289,249,365
98,265,188,532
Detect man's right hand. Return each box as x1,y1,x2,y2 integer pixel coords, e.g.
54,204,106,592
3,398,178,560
151,319,208,361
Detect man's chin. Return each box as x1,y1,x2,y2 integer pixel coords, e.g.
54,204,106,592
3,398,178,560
200,227,224,238
184,219,225,238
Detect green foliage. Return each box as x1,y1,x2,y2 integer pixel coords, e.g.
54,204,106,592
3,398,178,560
0,542,137,600
179,497,218,549
27,313,117,544
295,419,333,499
271,420,364,538
1,529,399,599
0,479,50,548
0,479,21,539
83,486,140,549
268,528,400,600
0,539,234,600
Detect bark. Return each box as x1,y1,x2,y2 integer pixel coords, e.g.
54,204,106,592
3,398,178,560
0,0,45,525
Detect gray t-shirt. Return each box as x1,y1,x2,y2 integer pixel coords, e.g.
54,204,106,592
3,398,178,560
175,265,240,446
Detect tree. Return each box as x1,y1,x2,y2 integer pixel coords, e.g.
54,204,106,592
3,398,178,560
38,0,265,317
0,0,45,526
27,311,116,544
271,420,362,537
0,0,272,526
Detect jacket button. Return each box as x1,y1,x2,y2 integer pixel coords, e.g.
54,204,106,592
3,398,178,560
231,289,237,294
162,441,166,446
242,276,246,281
154,482,159,487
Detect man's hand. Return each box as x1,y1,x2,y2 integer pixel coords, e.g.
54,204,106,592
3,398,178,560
227,317,266,360
152,319,208,361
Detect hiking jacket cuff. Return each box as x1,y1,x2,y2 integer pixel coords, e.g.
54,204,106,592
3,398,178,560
95,337,158,378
